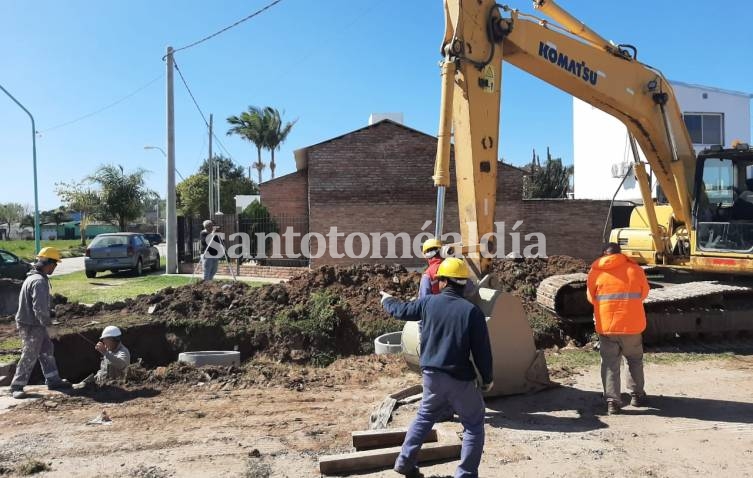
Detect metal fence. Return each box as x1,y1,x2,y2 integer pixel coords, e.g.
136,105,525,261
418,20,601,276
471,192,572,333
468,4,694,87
179,214,309,267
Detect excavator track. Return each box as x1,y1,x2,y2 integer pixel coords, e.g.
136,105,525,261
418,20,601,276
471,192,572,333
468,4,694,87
536,274,753,343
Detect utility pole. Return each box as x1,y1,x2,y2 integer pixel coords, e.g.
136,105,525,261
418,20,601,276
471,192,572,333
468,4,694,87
165,46,177,274
216,160,222,214
208,113,214,219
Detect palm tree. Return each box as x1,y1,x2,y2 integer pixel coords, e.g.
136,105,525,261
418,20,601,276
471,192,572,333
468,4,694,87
263,107,297,179
88,165,152,231
227,106,269,184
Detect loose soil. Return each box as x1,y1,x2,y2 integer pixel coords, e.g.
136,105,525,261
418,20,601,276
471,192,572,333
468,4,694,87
2,354,753,477
0,259,591,382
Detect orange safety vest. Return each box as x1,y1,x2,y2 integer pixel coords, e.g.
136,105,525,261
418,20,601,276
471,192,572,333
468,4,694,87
586,253,649,335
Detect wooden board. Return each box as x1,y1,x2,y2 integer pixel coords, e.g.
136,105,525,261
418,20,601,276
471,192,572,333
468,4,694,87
389,384,422,401
319,440,461,476
369,397,397,430
352,427,437,451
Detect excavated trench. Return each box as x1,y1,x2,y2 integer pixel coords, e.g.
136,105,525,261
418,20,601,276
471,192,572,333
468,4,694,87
11,258,591,383
34,322,259,382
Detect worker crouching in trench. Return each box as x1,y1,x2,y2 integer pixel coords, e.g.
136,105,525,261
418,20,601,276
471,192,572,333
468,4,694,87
74,326,131,389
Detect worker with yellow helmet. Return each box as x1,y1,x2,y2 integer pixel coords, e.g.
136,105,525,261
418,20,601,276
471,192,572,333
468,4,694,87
380,257,492,478
9,247,72,399
419,238,444,298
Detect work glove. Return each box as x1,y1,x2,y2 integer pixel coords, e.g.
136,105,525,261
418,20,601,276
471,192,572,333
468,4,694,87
478,380,494,393
379,291,393,305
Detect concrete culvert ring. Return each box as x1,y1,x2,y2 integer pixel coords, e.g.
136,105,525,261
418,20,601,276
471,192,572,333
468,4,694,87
178,351,241,367
374,331,403,355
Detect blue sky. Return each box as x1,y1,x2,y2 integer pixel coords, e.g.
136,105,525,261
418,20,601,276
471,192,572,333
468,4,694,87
2,0,751,210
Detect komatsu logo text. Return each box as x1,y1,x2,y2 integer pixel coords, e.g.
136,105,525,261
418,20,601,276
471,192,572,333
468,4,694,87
538,42,598,86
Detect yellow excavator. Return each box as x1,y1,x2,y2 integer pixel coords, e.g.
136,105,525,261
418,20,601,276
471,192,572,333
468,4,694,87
403,0,753,396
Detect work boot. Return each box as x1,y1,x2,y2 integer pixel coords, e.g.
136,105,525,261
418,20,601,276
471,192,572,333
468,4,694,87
10,386,27,399
607,400,621,415
394,466,423,478
630,392,648,407
47,378,73,391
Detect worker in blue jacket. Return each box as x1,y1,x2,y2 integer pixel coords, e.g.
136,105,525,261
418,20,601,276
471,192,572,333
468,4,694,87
380,257,493,478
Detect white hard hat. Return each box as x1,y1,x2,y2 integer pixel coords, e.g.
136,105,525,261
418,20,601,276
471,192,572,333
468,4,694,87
100,326,122,339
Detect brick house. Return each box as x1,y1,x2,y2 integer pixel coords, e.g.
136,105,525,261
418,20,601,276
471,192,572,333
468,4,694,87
260,119,610,267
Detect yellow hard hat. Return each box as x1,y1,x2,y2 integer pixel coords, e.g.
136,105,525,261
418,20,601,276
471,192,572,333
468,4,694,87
37,247,62,263
437,257,469,280
422,238,443,253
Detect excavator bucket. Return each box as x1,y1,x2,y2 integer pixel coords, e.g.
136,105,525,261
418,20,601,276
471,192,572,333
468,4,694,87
402,284,552,397
0,278,22,316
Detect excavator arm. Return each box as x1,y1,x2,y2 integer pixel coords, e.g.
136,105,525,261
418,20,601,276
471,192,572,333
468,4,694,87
436,0,698,267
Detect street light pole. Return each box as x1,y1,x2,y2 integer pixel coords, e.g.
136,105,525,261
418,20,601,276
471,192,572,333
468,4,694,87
0,84,40,254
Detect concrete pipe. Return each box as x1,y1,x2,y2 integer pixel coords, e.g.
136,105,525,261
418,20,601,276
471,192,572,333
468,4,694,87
374,331,403,355
177,351,241,367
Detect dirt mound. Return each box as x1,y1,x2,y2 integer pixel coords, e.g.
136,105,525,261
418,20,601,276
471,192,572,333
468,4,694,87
491,255,588,302
490,255,587,312
52,264,419,365
490,256,589,347
47,259,589,365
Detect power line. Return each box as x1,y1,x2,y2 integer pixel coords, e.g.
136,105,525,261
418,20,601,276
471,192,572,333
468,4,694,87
173,60,210,128
172,0,284,55
39,73,164,134
173,59,237,163
212,131,234,159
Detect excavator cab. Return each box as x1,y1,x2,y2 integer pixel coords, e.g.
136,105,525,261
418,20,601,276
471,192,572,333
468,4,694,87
693,144,753,254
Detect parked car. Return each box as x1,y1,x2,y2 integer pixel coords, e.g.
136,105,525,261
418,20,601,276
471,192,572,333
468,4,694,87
0,249,32,280
142,233,164,245
84,233,160,278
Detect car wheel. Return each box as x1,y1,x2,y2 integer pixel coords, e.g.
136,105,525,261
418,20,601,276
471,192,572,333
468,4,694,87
135,259,143,276
85,270,96,279
152,253,161,272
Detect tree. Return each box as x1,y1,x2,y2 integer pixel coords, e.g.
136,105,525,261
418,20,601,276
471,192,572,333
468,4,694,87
0,203,26,227
88,165,153,232
263,108,296,179
227,106,269,184
176,171,258,219
40,207,70,227
199,155,247,180
19,214,35,228
56,181,101,245
523,147,574,199
240,201,278,259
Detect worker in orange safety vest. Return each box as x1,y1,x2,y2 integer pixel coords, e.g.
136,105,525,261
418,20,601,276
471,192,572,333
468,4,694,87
587,242,650,415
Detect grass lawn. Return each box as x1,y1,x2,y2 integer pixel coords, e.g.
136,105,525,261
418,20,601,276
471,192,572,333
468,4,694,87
546,347,736,370
0,239,85,261
50,271,197,303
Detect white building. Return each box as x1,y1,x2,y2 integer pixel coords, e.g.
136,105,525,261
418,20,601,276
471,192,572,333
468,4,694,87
573,81,752,202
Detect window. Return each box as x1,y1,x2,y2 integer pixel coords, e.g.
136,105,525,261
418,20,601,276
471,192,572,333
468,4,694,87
0,251,17,263
683,113,724,145
702,158,736,205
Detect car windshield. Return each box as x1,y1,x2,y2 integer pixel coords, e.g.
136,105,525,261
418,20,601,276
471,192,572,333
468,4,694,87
90,235,129,248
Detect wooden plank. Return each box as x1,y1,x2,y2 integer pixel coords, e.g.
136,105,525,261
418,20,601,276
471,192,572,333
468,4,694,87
369,397,397,430
352,427,437,451
389,384,423,401
319,440,461,476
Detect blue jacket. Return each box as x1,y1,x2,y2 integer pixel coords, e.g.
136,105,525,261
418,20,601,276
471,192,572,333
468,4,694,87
383,287,493,383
